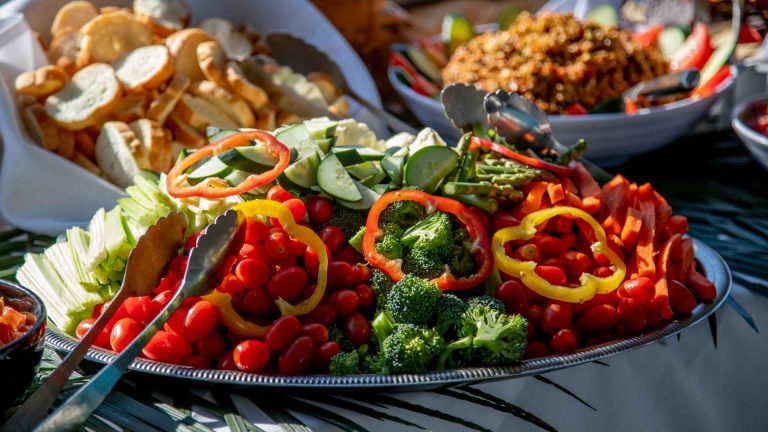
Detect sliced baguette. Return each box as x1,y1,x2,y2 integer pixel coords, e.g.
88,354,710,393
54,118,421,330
165,28,213,81
45,63,121,130
307,71,341,104
133,0,190,37
75,130,96,160
113,44,173,92
48,26,81,74
15,65,68,98
111,93,147,122
187,80,255,128
254,108,276,131
22,104,60,151
226,61,267,110
173,92,238,131
166,113,206,148
197,40,229,88
130,119,172,172
197,18,252,60
51,1,98,36
57,128,76,159
146,74,189,124
78,11,153,66
95,121,143,188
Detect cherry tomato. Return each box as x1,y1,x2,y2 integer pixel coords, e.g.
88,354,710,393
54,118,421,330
592,252,611,267
593,266,614,278
314,341,341,371
541,302,572,336
540,257,565,269
152,290,173,309
561,251,592,278
301,304,337,327
264,316,302,351
534,266,567,286
268,266,308,302
618,297,647,333
239,244,268,263
288,238,308,257
76,318,111,348
267,185,294,202
215,255,239,281
526,304,543,322
307,196,333,226
233,340,270,372
168,255,189,278
354,284,374,308
524,341,549,359
297,283,318,302
496,280,529,315
235,258,270,289
241,288,276,318
351,265,371,284
184,301,218,342
343,312,370,346
621,277,654,305
328,290,359,317
278,336,314,375
303,246,322,279
533,237,567,258
527,321,536,341
265,231,292,261
243,218,270,245
327,261,355,290
668,280,696,315
319,226,345,253
196,331,226,361
217,351,238,371
575,305,618,334
219,275,246,301
163,305,190,341
301,323,329,345
282,198,307,223
336,246,364,266
549,328,579,354
513,244,541,262
123,296,156,325
491,212,519,232
184,232,201,253
142,330,192,364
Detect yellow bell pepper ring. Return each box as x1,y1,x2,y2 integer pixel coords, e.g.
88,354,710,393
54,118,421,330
491,207,626,303
203,290,270,337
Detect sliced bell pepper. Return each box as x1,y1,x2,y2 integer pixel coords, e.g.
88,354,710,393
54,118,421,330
470,136,575,177
492,207,627,303
633,24,664,47
690,65,730,99
204,290,270,337
166,130,290,199
362,189,493,291
671,23,713,71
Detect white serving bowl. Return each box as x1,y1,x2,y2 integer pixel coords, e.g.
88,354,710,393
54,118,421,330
731,93,768,170
0,0,384,235
389,65,737,164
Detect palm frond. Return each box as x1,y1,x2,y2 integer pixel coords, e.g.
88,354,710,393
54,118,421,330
533,375,596,411
357,393,492,432
726,295,759,333
268,395,370,432
299,394,425,429
708,315,718,349
450,387,559,432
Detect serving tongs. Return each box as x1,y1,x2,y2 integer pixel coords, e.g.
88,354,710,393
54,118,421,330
265,33,418,135
621,68,700,103
11,210,240,432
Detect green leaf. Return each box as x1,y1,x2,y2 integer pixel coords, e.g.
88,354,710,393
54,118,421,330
357,393,491,432
437,388,557,432
300,394,425,429
533,375,596,411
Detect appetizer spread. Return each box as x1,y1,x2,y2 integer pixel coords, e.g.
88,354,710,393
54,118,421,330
0,296,38,348
15,0,349,188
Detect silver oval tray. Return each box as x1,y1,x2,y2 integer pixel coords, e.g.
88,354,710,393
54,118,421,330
45,238,731,391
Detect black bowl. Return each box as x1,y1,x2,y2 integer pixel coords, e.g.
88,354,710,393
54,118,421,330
0,280,46,413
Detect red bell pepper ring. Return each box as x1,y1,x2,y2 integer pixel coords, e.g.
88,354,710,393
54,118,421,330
470,136,575,176
166,130,290,199
671,23,713,71
362,189,493,291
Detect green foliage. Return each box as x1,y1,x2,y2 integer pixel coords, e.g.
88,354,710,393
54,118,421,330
328,207,367,240
386,275,441,325
381,325,444,373
370,268,395,312
329,350,360,376
435,294,468,336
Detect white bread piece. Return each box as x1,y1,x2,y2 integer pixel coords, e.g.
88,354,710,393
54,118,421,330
111,93,147,123
22,104,60,151
196,41,229,88
129,119,172,172
307,72,341,104
133,0,190,37
173,93,238,131
78,11,153,66
15,65,68,98
187,80,255,128
165,28,213,81
45,63,121,130
197,18,251,60
166,113,206,148
113,44,173,92
48,27,81,75
226,61,267,110
95,121,144,188
146,74,189,125
51,1,98,36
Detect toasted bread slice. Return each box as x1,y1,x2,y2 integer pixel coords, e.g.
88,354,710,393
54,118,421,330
48,26,81,74
146,74,189,124
51,1,98,36
15,65,68,98
197,41,229,88
133,0,190,37
22,104,60,151
254,108,276,131
73,150,102,175
198,17,252,60
173,93,238,131
226,61,268,110
130,119,172,172
188,80,255,128
57,128,76,159
45,63,121,130
111,93,147,122
276,110,303,127
75,130,96,160
95,121,144,187
166,113,206,148
165,28,213,81
307,71,341,104
78,11,153,66
113,44,173,92
17,94,38,107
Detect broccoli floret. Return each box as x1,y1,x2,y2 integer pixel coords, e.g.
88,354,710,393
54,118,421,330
362,351,390,374
377,223,404,259
401,211,453,250
328,207,367,240
466,295,505,315
386,275,441,325
328,324,355,353
371,311,395,346
380,198,426,228
402,247,447,280
458,307,528,366
329,351,360,375
436,335,474,370
370,268,394,312
449,227,476,278
381,324,444,373
435,294,468,336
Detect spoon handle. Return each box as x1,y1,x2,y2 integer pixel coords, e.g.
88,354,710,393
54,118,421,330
348,91,418,135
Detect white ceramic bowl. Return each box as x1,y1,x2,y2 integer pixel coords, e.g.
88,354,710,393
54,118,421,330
0,0,384,235
731,93,768,170
389,65,737,164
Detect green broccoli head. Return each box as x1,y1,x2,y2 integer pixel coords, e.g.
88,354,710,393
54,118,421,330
401,211,453,251
362,351,390,374
328,207,367,240
386,274,441,325
470,312,528,365
435,294,468,336
329,350,360,375
380,197,426,228
449,227,476,278
370,268,394,312
466,295,506,316
376,223,404,259
381,324,444,373
371,311,395,347
402,247,447,280
328,324,356,353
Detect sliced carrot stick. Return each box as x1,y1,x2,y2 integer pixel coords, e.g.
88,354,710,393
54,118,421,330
601,175,631,236
571,163,602,214
653,279,673,320
653,233,682,319
635,200,657,279
638,183,654,201
665,215,689,236
676,238,695,281
687,269,716,302
668,279,696,315
547,182,565,204
620,207,643,250
517,181,548,217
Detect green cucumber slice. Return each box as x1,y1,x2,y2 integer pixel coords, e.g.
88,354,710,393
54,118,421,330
188,157,232,184
381,154,405,185
371,183,390,195
345,161,381,181
333,145,384,161
275,123,322,160
586,4,618,29
404,146,459,193
208,129,238,142
332,148,365,167
361,170,388,187
405,46,441,83
223,169,250,186
698,34,735,89
137,169,160,183
336,180,381,210
218,145,277,173
317,153,362,202
283,152,320,188
442,13,475,56
305,118,338,139
659,26,686,60
315,138,333,153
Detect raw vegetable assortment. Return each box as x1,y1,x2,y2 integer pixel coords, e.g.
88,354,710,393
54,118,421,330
18,118,716,375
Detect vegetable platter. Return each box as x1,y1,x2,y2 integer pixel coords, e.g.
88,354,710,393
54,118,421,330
0,0,384,235
16,114,731,390
389,6,739,162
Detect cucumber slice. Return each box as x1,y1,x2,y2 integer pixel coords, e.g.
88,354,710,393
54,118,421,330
586,4,618,29
305,118,338,139
188,157,232,184
659,26,686,60
218,146,277,173
333,148,365,167
317,153,362,202
498,5,522,30
381,154,405,185
223,169,250,186
698,34,735,90
404,146,459,193
371,183,390,195
137,169,160,183
360,170,388,188
336,180,381,210
442,13,475,56
275,123,322,160
208,129,238,142
206,126,222,138
315,138,333,153
405,46,440,83
283,152,320,188
346,161,382,181
333,145,384,161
